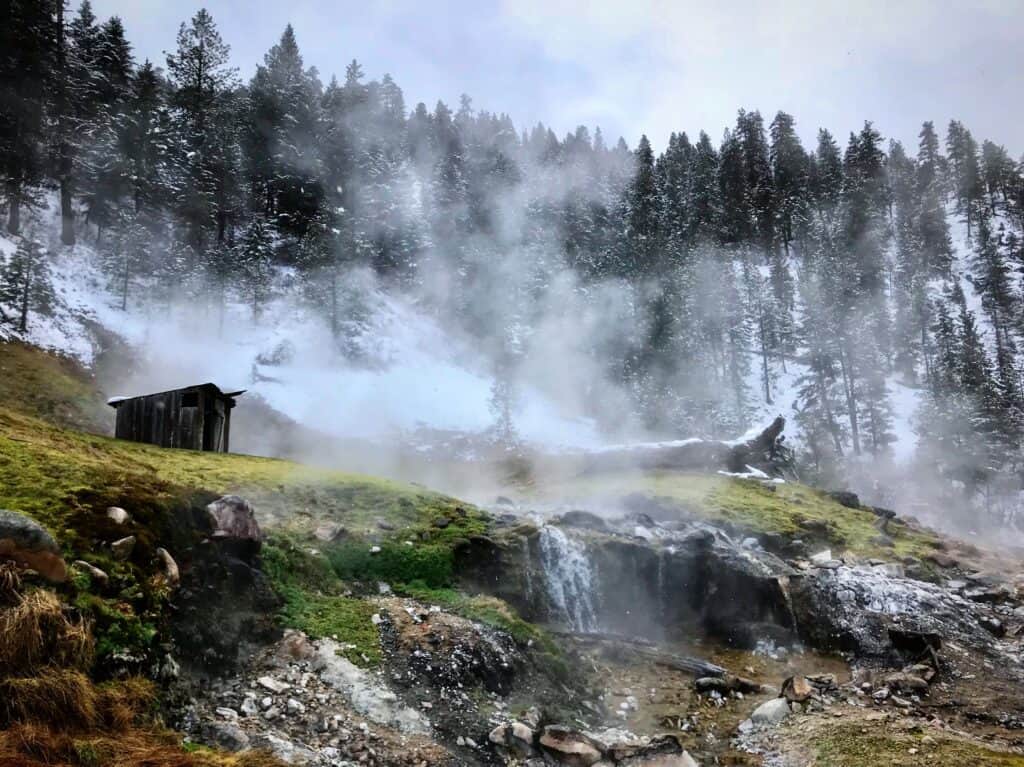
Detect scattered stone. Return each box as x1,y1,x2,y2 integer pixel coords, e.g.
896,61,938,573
370,546,382,554
828,490,861,509
73,560,108,586
979,615,1006,637
240,696,259,717
926,552,958,569
106,506,130,525
750,698,791,726
810,549,833,565
0,509,68,582
884,672,929,695
257,675,291,694
538,726,603,766
286,698,305,715
201,722,249,752
215,707,239,722
782,675,813,703
432,517,451,529
110,535,136,560
155,547,179,586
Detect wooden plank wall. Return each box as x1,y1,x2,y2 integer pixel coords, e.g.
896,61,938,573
113,386,233,452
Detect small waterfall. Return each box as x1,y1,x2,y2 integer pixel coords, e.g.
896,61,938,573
538,525,599,633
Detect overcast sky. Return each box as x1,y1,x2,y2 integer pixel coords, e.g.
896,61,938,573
91,0,1023,156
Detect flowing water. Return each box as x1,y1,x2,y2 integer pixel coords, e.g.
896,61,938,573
538,524,599,632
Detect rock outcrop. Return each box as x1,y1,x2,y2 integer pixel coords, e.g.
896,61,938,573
0,509,67,582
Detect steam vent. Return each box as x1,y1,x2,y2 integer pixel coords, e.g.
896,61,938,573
107,383,244,452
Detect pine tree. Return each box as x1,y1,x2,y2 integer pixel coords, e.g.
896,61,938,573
0,237,57,331
0,0,55,234
946,120,983,237
245,25,323,236
165,9,241,252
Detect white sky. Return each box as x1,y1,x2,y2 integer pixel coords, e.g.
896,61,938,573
91,0,1023,155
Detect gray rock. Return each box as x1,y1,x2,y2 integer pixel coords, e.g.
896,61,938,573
620,753,699,767
201,722,250,751
558,510,609,532
215,706,239,722
313,638,430,735
73,560,108,586
538,725,603,766
258,675,291,693
106,506,130,525
0,509,67,582
110,535,136,560
155,547,179,586
253,732,315,765
240,695,259,717
979,615,1006,637
206,495,262,544
750,698,791,726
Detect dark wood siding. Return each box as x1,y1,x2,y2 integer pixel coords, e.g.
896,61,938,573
111,384,237,452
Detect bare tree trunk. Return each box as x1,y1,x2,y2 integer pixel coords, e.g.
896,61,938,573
19,262,31,333
121,248,130,311
838,343,861,455
6,180,20,235
56,0,75,246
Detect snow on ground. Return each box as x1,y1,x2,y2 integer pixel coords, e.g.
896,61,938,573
0,225,603,448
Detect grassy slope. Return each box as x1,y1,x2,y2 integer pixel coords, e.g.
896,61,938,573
1,341,945,668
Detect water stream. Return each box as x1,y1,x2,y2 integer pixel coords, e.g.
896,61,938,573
537,524,599,632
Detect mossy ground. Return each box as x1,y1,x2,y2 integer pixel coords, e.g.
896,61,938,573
811,724,1024,766
532,470,942,560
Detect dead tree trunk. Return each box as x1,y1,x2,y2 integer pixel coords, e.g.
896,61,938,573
581,416,791,477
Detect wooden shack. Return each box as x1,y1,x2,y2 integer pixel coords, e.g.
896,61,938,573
107,383,244,452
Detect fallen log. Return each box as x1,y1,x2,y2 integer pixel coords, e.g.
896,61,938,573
580,416,790,477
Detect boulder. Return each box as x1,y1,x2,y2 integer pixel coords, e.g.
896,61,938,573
155,547,179,586
0,509,67,582
828,491,861,509
781,675,813,703
883,672,929,694
110,535,136,560
201,721,250,752
926,551,958,569
538,726,604,766
206,496,262,548
750,698,791,726
106,506,130,525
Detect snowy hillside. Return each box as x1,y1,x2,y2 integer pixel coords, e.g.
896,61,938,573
0,224,605,450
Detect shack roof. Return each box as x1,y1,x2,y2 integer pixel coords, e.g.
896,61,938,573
107,382,246,408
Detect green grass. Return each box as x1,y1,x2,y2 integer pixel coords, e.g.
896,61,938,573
532,471,942,560
0,340,110,433
261,538,381,665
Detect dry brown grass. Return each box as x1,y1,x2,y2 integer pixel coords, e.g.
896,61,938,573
0,582,285,767
0,563,21,607
0,723,285,766
0,669,99,729
0,589,94,676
